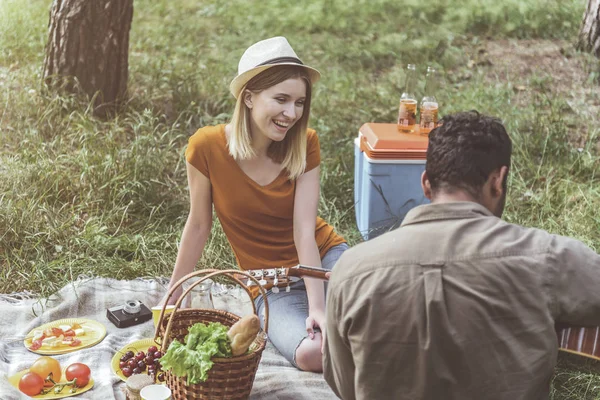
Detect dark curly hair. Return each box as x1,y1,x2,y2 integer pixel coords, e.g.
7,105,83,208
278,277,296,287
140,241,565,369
426,111,512,198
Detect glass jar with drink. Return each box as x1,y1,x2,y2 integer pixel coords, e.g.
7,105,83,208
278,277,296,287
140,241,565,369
418,66,439,135
397,63,417,133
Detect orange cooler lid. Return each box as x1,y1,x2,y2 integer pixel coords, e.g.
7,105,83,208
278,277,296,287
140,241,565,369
358,123,428,160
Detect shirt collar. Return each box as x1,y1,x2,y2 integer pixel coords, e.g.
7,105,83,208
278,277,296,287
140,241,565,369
401,201,496,227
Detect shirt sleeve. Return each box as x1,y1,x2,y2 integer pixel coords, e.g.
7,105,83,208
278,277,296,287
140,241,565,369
324,301,355,400
551,235,600,325
185,127,211,178
324,252,357,400
305,129,321,172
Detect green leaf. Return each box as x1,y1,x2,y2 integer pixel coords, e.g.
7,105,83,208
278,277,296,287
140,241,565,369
161,322,232,384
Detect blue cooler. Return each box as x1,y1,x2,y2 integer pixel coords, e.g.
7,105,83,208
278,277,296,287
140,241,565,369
354,123,430,240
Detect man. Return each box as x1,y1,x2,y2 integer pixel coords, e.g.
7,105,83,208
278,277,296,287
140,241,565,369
323,111,600,400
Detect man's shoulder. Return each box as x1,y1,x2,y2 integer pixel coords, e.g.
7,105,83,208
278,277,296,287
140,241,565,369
332,232,402,279
490,217,556,249
333,217,558,279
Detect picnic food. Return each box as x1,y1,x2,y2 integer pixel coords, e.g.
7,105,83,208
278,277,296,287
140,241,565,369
29,322,85,350
117,344,165,382
227,314,261,356
65,363,91,387
30,356,62,387
160,321,232,384
16,360,91,396
18,371,45,396
45,362,92,394
25,318,107,356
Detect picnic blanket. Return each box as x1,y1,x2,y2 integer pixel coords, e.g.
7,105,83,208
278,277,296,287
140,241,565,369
0,276,338,399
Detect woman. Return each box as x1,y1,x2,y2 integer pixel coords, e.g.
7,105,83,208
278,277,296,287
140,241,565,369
167,36,347,372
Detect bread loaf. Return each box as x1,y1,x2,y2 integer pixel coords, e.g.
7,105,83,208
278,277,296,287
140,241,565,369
227,314,260,356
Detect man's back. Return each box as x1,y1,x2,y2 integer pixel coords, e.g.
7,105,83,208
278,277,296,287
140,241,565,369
324,201,600,400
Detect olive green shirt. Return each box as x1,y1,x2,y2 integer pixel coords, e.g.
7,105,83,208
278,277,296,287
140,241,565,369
324,202,600,400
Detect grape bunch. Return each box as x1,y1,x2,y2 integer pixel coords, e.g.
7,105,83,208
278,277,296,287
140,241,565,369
118,345,165,382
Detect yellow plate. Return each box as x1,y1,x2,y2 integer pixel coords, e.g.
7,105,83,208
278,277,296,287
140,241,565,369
24,318,107,355
111,338,161,382
8,368,94,399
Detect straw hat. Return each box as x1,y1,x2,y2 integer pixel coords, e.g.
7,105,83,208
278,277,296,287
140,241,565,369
229,36,321,98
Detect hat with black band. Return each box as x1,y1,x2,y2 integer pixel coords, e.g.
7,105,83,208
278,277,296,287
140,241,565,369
229,36,321,98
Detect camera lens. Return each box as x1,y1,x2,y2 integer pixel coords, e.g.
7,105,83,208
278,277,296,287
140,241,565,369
123,300,141,314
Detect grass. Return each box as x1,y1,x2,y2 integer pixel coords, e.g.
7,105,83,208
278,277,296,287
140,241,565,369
1,0,600,397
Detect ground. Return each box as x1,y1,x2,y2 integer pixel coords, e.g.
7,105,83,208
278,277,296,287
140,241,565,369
477,39,600,151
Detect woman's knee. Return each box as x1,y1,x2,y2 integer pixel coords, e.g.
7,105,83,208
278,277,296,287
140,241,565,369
295,334,323,372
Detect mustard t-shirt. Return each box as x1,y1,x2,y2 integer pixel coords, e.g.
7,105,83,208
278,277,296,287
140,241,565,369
185,124,345,271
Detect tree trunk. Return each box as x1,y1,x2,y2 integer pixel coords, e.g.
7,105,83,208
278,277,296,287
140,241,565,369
577,0,600,57
42,0,134,115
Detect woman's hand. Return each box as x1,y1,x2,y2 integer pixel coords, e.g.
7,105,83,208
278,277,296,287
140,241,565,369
158,286,182,307
306,308,327,353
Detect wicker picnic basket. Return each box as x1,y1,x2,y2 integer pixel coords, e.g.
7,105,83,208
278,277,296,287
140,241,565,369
153,269,269,400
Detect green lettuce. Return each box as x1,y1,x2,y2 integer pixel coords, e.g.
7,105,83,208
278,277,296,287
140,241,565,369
160,321,232,384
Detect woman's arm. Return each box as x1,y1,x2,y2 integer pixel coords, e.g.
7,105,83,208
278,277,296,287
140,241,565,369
293,166,326,342
165,161,213,304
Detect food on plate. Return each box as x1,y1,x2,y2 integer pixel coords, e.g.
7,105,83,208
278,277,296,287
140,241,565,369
18,372,45,396
46,362,92,394
11,360,93,397
65,363,91,388
29,356,62,387
227,314,260,356
160,321,232,384
117,344,165,382
29,322,85,350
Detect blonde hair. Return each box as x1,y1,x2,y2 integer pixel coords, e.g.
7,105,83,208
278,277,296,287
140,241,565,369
228,65,312,180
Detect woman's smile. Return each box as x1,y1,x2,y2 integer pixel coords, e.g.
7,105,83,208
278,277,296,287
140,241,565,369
272,118,292,132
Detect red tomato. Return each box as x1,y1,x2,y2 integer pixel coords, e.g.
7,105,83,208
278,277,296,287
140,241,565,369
30,339,42,351
50,327,64,336
65,363,91,387
30,356,61,387
19,372,45,396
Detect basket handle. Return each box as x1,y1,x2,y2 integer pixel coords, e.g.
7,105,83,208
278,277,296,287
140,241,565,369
154,269,269,349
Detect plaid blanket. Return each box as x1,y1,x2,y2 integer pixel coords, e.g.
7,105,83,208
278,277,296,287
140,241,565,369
0,277,338,399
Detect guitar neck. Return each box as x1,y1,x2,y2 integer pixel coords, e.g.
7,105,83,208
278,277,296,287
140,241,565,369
557,326,600,361
286,264,329,280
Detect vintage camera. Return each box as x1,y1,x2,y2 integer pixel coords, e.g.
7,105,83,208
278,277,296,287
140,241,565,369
107,300,152,328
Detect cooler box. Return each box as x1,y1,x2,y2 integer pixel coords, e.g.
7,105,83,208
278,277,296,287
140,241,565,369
354,123,429,240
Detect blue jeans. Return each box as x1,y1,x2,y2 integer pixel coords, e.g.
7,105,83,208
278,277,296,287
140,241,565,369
253,243,349,368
